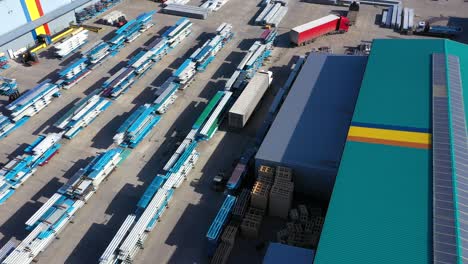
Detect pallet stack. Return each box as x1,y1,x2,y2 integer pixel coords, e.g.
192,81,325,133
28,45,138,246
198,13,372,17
276,206,324,249
232,188,251,220
251,165,274,210
240,207,265,238
268,166,294,218
211,224,239,264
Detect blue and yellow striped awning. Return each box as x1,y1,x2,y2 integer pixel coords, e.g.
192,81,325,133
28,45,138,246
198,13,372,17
347,122,431,149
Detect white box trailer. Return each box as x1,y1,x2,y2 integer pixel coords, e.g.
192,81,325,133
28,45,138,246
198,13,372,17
228,71,272,128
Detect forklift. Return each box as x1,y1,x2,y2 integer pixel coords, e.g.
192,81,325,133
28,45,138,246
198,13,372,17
20,34,52,66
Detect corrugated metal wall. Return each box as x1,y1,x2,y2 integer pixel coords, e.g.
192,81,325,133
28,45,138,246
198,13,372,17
0,0,29,35
0,0,80,54
0,34,35,55
41,0,73,13
48,11,76,35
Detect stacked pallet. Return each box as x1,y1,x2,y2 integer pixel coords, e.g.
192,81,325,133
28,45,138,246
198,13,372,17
258,165,274,179
251,165,274,210
211,224,239,264
277,206,324,248
232,188,251,220
240,207,265,238
268,166,294,218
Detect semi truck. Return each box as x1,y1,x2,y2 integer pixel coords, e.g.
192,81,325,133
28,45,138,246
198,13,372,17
414,21,462,38
290,14,350,46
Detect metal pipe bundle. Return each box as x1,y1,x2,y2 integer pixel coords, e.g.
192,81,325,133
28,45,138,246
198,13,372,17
84,40,111,65
103,142,199,264
226,37,273,91
53,28,89,58
54,91,112,139
3,148,124,264
113,104,161,148
173,59,197,85
0,114,27,140
0,133,62,204
102,67,136,99
193,23,234,72
6,80,60,122
162,17,193,48
256,3,290,27
162,4,209,20
200,0,230,11
58,57,91,89
153,77,180,114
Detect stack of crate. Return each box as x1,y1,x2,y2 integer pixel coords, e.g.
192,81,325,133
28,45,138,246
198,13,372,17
232,188,251,220
276,206,324,249
211,224,239,264
269,166,294,218
240,207,265,238
251,165,274,210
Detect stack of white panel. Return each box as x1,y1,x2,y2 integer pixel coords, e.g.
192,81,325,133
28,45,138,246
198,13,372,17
163,128,197,171
31,133,61,158
166,19,192,47
102,11,125,25
255,3,274,24
64,61,87,81
176,61,196,85
265,5,288,27
91,152,121,187
200,0,230,11
54,29,89,58
7,83,59,122
165,0,190,4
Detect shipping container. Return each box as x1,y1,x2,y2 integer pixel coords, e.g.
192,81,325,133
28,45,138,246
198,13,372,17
289,15,350,46
228,71,272,128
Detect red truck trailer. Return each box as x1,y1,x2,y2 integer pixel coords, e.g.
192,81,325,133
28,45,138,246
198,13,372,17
290,14,350,46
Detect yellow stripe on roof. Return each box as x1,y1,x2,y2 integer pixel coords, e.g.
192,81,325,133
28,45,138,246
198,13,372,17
348,126,431,145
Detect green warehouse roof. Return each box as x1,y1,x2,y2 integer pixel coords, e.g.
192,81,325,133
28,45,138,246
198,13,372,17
314,39,468,264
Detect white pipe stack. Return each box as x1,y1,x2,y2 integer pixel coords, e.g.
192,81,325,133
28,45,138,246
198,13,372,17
54,29,89,58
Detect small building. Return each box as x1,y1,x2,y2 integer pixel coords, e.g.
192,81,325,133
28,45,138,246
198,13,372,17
263,243,314,264
255,53,367,199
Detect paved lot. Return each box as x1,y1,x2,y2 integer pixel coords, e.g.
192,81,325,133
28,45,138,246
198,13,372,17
0,0,467,263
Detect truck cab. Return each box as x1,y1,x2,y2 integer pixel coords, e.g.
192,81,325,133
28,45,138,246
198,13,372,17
211,172,227,192
416,21,427,32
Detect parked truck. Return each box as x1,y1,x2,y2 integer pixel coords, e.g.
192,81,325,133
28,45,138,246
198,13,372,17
414,21,462,38
228,71,273,128
347,1,359,26
290,14,350,46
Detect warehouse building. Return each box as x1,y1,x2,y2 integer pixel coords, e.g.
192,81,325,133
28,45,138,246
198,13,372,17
315,39,468,263
255,53,367,199
0,0,97,56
